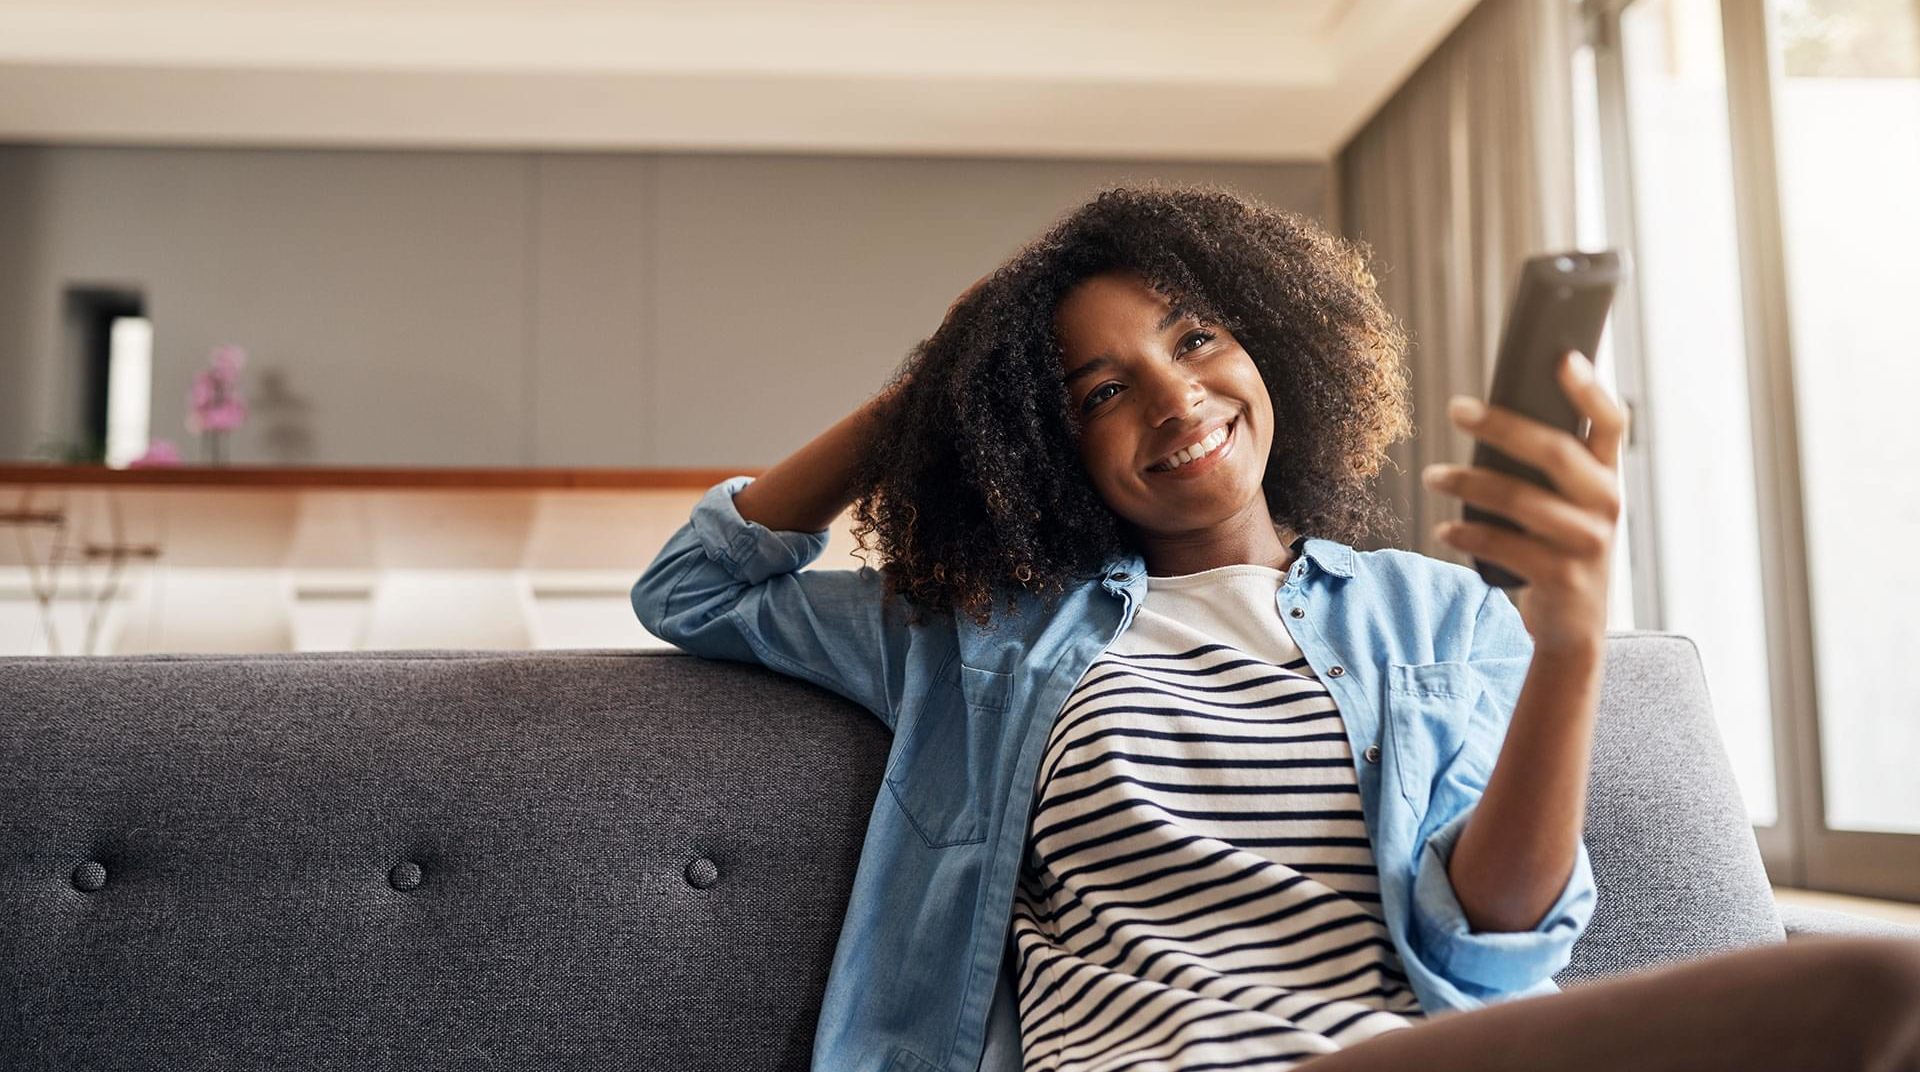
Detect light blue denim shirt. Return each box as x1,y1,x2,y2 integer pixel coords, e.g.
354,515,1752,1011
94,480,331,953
632,475,1596,1072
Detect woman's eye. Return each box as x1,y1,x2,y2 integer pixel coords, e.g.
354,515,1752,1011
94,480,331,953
1084,383,1121,411
1181,329,1215,353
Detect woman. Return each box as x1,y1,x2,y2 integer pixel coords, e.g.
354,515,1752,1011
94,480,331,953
632,182,1920,1072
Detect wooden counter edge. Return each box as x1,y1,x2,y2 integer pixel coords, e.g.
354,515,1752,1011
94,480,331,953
0,465,763,490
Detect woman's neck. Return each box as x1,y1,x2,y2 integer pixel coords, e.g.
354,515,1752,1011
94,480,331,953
1137,513,1299,579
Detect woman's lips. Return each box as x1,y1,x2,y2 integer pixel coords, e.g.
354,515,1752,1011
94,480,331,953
1146,418,1236,479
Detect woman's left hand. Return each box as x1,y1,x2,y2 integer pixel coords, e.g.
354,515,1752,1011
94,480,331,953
1421,350,1629,656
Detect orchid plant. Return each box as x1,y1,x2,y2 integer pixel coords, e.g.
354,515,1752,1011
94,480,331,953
185,344,248,465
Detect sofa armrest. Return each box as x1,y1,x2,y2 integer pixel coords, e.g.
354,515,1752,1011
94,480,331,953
1777,903,1920,943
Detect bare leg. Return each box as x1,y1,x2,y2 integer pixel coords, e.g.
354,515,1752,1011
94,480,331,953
1302,936,1920,1072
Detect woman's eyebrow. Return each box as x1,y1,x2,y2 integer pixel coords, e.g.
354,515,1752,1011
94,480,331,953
1064,355,1114,387
1063,307,1192,386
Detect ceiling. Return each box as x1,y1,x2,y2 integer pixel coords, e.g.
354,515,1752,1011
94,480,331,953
0,0,1484,160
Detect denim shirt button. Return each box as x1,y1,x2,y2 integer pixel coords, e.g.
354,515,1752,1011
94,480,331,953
1289,607,1305,619
1364,744,1382,764
1329,666,1344,677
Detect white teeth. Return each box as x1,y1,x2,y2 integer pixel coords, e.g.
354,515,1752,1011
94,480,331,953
1153,423,1230,471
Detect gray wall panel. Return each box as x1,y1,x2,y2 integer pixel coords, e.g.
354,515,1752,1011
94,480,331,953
0,147,42,454
530,155,653,467
0,145,1326,469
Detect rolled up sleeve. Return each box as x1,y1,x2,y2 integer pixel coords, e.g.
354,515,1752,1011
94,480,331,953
683,475,834,585
1411,804,1597,996
631,475,909,730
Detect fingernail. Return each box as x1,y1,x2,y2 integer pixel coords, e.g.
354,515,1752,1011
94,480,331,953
1448,396,1486,424
1567,351,1592,382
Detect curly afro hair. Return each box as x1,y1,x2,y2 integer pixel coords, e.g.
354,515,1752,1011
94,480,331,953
845,179,1415,633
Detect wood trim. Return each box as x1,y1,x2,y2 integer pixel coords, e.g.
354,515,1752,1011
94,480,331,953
1805,831,1920,904
0,464,760,490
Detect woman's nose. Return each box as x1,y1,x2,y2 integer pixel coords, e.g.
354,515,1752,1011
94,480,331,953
1144,368,1207,425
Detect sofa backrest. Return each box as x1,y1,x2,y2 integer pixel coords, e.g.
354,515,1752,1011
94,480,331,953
0,633,1781,1069
1561,632,1786,981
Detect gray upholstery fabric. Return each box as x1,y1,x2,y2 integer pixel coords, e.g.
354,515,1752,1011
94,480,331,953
0,632,1832,1068
2,650,888,1071
1556,632,1785,984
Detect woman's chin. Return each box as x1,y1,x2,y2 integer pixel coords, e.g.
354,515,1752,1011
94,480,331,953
1125,480,1263,529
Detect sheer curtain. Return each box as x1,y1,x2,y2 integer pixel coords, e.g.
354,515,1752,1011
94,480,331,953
1337,0,1579,556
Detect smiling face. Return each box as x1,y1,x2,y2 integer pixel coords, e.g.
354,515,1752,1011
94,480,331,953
1055,270,1279,552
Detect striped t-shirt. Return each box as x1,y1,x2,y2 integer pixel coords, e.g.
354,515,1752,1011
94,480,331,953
1010,561,1425,1071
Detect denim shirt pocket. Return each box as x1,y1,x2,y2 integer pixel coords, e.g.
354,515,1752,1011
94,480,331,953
1383,660,1478,811
885,655,1012,848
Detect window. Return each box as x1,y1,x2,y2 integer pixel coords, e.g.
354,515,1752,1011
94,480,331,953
1770,0,1920,835
1609,0,1782,826
1583,0,1920,897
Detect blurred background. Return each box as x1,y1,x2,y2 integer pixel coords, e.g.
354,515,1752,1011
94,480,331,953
0,0,1915,906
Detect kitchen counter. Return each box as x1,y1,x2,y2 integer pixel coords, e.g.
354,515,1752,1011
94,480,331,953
0,463,876,656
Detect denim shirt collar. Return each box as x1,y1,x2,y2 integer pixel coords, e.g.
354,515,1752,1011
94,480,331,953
1097,534,1357,597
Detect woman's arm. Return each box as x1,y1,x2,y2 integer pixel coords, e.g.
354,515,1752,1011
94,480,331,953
730,382,901,535
1401,583,1599,1000
631,382,909,725
1417,348,1627,943
630,272,989,728
1447,641,1604,932
1426,351,1625,932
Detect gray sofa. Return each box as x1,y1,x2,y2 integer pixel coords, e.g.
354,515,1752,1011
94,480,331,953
4,631,1916,1070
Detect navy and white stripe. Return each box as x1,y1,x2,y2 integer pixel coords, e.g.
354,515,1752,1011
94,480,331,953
1012,563,1423,1071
